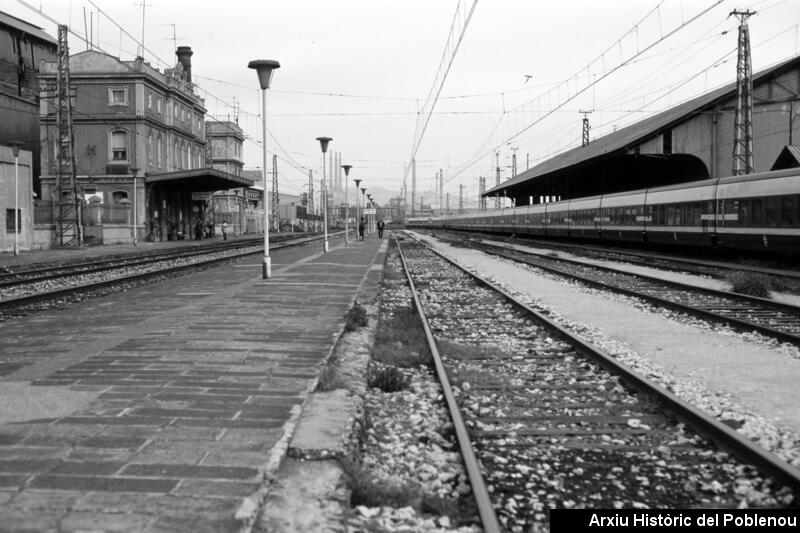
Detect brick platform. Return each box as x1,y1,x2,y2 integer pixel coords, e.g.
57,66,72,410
0,235,387,532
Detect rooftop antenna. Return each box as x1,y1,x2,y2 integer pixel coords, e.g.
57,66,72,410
134,0,151,58
160,23,183,55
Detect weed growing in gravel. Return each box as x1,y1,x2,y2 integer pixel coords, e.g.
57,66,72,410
373,306,432,368
727,272,772,298
368,365,410,392
345,302,369,331
316,353,349,392
342,458,420,508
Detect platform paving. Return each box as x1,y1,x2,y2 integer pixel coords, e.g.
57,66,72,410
0,235,387,532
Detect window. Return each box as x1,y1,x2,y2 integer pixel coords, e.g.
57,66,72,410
780,196,794,227
111,131,128,161
752,198,764,226
157,134,162,168
108,86,128,106
147,133,154,167
147,92,152,109
6,209,20,233
156,98,162,113
173,139,179,168
112,191,129,203
765,197,778,227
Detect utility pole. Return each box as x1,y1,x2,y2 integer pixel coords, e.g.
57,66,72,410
495,150,501,209
54,25,81,246
446,192,450,215
411,158,416,216
510,146,518,177
272,154,279,231
438,168,443,216
459,184,464,214
731,9,756,175
580,109,593,147
308,169,314,229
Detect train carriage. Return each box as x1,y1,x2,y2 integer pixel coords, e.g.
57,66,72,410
643,179,718,247
596,190,648,242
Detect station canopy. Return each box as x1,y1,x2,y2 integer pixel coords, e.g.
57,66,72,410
145,168,253,192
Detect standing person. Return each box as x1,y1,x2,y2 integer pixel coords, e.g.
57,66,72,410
358,217,365,241
377,219,385,238
194,219,202,240
222,221,228,241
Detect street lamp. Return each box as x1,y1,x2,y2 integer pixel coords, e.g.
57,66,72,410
341,164,352,244
367,194,373,236
9,142,24,255
248,58,280,279
129,166,139,246
354,178,362,240
316,136,332,253
360,187,366,237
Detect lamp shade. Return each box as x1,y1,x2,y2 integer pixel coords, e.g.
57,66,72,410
354,179,361,187
341,164,352,176
8,141,25,158
316,136,332,153
248,59,281,90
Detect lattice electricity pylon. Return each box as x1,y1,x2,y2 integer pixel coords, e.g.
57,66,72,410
272,154,279,230
495,150,501,208
579,109,593,147
479,176,486,210
731,10,756,175
308,169,314,216
54,25,81,246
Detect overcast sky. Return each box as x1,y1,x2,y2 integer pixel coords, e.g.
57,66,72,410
7,0,799,205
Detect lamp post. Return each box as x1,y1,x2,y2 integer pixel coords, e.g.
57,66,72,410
354,178,362,240
368,194,375,236
316,136,332,253
342,164,352,244
129,166,138,246
248,58,280,279
9,142,24,255
360,187,366,237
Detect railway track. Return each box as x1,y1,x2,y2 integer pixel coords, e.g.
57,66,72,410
431,232,800,349
0,233,328,319
394,233,799,532
440,229,800,284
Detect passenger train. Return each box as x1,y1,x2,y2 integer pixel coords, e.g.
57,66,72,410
407,168,800,255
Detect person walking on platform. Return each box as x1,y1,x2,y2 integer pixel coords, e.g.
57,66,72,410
194,220,203,240
358,217,365,241
377,219,385,238
222,221,228,241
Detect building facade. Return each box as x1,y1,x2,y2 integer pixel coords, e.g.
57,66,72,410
0,144,34,252
37,47,249,244
0,11,57,191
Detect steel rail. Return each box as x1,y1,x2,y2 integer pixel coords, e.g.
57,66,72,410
462,238,800,347
0,234,332,312
394,235,502,533
405,231,800,493
444,229,800,280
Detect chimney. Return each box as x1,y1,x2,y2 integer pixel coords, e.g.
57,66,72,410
175,46,193,83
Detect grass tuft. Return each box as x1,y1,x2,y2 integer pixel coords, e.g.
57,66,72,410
342,459,420,508
373,306,432,367
368,365,410,392
727,272,771,298
345,302,369,331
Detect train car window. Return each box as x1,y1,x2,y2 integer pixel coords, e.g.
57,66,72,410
752,198,764,226
679,204,688,225
693,203,702,225
765,197,779,227
658,205,665,225
780,196,794,227
667,205,675,225
727,200,739,225
738,200,750,225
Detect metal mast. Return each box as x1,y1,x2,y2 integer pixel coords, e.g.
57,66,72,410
272,154,279,230
495,150,501,208
54,25,81,246
458,184,464,214
411,158,416,216
731,10,756,175
479,176,486,210
510,146,518,177
438,168,443,216
580,109,593,147
308,169,314,225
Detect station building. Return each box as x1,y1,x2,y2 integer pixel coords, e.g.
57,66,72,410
37,46,251,244
0,11,56,194
486,54,800,206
